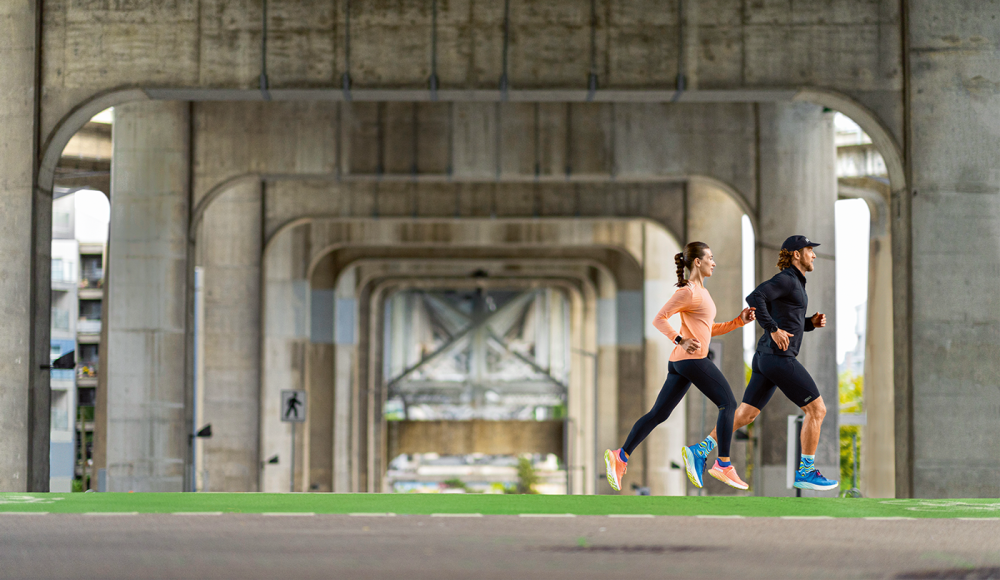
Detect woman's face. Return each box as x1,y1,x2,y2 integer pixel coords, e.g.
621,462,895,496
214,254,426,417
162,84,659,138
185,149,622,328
692,248,716,278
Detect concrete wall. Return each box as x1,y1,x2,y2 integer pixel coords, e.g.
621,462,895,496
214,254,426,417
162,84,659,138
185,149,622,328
755,102,839,497
905,0,1000,498
105,101,191,492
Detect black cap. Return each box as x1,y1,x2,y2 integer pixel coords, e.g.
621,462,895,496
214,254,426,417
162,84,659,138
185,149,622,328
781,235,820,252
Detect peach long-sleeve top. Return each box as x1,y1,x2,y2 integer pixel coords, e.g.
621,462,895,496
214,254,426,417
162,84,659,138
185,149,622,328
653,283,746,362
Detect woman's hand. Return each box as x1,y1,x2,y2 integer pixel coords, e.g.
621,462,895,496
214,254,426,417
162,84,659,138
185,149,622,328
678,337,701,354
740,307,756,324
771,329,793,351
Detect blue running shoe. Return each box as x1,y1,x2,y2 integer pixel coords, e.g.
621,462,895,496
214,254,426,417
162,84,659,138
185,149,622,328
794,468,839,491
681,444,708,489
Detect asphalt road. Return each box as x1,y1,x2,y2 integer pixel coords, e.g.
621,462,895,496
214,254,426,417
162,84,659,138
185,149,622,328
1,514,998,579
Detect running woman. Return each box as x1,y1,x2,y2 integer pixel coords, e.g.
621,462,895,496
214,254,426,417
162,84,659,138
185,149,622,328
683,235,838,491
605,242,755,492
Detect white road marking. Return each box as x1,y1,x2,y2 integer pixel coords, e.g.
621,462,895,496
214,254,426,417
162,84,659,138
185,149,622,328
608,514,655,518
431,513,482,517
348,512,396,517
262,512,315,517
172,512,223,516
519,514,576,518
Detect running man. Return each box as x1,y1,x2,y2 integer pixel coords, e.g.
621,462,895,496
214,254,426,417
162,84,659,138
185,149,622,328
683,235,838,491
605,241,755,492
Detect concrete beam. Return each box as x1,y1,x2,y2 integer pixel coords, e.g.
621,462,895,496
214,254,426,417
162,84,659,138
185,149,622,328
388,420,564,457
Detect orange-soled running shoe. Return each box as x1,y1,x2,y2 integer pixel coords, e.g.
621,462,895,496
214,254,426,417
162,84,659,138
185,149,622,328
605,448,628,492
708,459,749,491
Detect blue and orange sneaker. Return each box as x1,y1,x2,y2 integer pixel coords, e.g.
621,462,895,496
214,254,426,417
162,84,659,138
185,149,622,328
794,468,838,491
681,442,711,488
605,448,627,491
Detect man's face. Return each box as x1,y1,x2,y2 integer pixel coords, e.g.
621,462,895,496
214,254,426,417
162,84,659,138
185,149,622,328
797,246,816,272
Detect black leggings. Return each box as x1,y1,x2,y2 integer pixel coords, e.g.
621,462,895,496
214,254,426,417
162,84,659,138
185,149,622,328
622,358,737,457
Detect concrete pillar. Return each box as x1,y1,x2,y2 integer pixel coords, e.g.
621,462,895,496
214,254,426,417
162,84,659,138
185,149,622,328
861,194,894,498
642,222,685,496
595,269,619,495
261,225,310,492
333,267,357,492
305,254,336,492
105,101,191,492
0,2,47,491
755,102,838,497
195,180,262,491
906,1,1000,497
686,180,749,495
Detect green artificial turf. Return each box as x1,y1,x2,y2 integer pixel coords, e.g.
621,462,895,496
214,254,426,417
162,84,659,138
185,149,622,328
0,493,998,518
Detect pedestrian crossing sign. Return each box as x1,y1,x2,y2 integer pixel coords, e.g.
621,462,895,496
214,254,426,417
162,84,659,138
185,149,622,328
280,390,307,423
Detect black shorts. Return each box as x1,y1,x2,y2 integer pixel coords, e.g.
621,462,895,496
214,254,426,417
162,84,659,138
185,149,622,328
742,352,821,409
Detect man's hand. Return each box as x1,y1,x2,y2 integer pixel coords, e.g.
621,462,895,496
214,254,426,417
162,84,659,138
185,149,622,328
771,329,793,351
679,337,701,354
740,307,756,324
811,313,827,328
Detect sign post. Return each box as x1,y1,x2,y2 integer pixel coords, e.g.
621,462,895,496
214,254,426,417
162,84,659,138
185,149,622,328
280,390,307,492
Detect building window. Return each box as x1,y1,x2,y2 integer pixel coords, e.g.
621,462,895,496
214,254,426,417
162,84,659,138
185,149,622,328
52,308,70,330
79,299,101,321
81,254,103,287
54,211,71,230
78,387,96,407
52,259,64,282
51,390,69,431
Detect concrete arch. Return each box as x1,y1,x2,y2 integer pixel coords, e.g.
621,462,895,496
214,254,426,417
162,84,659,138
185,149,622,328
38,88,147,194
191,173,755,249
794,88,906,195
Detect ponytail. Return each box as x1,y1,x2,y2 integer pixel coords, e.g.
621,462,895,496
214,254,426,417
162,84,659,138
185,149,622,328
674,253,688,287
675,241,710,288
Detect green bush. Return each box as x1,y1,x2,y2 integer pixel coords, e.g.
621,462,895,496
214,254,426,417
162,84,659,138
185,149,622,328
515,456,539,494
839,371,863,488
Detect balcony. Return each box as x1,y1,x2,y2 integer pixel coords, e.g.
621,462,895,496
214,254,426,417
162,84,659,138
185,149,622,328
77,364,98,387
77,318,101,335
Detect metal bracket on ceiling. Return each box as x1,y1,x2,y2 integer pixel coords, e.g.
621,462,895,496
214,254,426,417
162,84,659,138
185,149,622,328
342,0,353,102
259,0,271,101
429,0,440,101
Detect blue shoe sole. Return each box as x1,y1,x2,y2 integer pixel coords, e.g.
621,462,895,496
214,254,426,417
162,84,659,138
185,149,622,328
793,480,839,491
681,447,704,489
